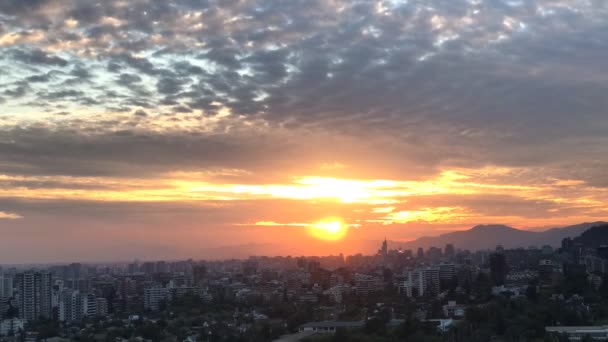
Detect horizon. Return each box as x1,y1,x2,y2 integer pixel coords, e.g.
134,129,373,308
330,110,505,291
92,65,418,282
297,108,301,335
1,220,606,265
2,0,608,263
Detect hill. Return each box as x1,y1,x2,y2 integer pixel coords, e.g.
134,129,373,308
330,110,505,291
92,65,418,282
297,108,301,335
391,221,606,251
571,224,608,248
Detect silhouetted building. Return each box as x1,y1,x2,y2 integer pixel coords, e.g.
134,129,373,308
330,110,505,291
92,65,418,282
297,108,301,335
490,253,508,286
380,238,388,264
444,244,455,259
427,247,443,261
417,248,424,259
561,237,573,250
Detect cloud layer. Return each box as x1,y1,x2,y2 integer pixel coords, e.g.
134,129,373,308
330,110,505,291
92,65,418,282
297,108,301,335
1,0,608,261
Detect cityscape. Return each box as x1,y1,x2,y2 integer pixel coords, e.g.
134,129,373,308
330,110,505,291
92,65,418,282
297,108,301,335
3,0,608,341
3,222,608,341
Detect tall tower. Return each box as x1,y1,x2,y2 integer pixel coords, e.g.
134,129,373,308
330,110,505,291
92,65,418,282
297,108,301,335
381,237,388,264
17,271,52,321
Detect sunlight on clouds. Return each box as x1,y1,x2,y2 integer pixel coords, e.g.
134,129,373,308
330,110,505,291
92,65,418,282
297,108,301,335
0,30,45,46
0,166,607,227
0,211,23,219
378,206,471,224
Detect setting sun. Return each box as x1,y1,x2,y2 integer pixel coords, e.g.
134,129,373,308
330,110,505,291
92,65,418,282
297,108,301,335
308,218,349,241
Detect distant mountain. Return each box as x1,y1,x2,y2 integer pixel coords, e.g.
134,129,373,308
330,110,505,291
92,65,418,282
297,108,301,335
571,224,608,248
392,221,606,251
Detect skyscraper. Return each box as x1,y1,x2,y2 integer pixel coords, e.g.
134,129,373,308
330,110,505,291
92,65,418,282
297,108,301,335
0,275,13,299
380,238,388,264
490,253,508,286
16,271,52,321
444,244,455,259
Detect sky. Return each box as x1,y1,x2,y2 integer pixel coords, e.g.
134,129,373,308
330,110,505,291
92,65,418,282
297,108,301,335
1,0,608,263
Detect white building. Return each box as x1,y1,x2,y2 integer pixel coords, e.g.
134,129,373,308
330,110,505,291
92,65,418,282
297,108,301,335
403,269,425,297
0,319,26,336
0,275,14,299
17,271,52,321
59,289,84,322
442,301,466,318
402,266,441,297
144,287,169,311
546,326,608,340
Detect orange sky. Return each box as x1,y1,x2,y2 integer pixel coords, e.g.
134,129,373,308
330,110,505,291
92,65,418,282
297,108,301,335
1,0,608,262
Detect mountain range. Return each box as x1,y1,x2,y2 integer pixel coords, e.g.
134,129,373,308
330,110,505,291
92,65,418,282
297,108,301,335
391,221,607,251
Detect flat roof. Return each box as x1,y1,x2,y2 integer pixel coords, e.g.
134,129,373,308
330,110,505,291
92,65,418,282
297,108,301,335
300,321,365,328
546,326,608,332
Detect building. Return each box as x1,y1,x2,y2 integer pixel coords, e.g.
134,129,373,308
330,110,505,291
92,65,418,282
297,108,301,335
426,247,443,261
95,298,108,317
379,238,388,264
299,321,364,333
0,275,14,300
144,287,169,311
490,253,508,286
538,260,563,287
17,271,52,321
353,274,382,295
58,289,84,322
83,293,98,317
402,266,440,297
0,318,26,337
444,244,455,259
442,301,465,318
422,267,440,295
403,269,425,297
417,248,424,259
439,263,457,281
546,326,608,340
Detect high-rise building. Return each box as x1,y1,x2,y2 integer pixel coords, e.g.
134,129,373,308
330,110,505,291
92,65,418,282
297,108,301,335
426,247,443,261
144,287,169,311
403,269,425,297
95,298,108,317
380,238,388,263
83,293,98,318
421,266,440,295
417,247,424,259
58,289,83,322
16,271,52,321
490,253,508,286
402,266,441,297
444,244,455,259
0,274,14,318
439,263,457,281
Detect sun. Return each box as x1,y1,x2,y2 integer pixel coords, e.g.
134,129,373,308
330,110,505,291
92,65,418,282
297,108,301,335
308,217,348,241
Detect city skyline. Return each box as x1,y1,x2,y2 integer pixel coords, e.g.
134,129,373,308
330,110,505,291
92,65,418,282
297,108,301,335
2,0,608,262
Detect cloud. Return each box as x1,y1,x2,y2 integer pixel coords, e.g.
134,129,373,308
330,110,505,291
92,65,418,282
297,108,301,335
0,0,607,259
0,211,22,219
10,48,68,66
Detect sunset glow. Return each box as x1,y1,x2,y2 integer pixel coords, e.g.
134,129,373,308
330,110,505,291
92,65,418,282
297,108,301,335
308,218,349,241
1,0,608,263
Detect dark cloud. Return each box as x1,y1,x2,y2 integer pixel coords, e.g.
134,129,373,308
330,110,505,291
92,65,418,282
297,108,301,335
3,85,28,98
40,89,84,100
11,48,68,67
133,109,148,117
156,77,184,95
116,73,142,86
26,73,52,83
0,0,49,16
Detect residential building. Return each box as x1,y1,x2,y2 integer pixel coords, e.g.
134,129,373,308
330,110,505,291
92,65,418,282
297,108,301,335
16,271,52,321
